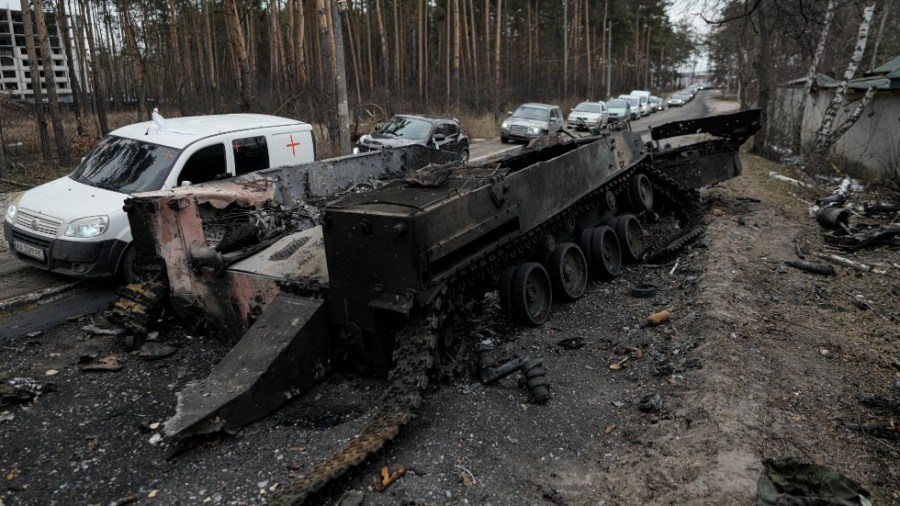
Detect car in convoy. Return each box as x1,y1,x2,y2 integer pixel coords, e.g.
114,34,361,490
354,114,469,163
667,93,690,107
629,90,652,116
4,113,315,282
500,103,564,143
617,95,642,120
606,98,632,124
649,96,664,112
566,101,608,132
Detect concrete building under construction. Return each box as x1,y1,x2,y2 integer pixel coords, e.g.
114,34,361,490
0,0,83,101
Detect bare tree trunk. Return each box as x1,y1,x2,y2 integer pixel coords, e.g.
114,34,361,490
20,0,52,161
417,0,424,98
55,0,85,136
202,0,218,111
752,0,770,156
452,0,461,108
821,87,876,149
167,0,183,112
344,6,362,103
562,0,567,98
795,0,836,153
316,0,337,147
584,0,591,97
0,119,6,179
333,0,350,154
373,0,389,88
815,3,876,150
79,0,108,133
296,0,307,85
493,0,501,118
33,0,70,165
869,0,893,68
224,0,253,111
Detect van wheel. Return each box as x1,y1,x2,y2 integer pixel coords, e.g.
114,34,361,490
119,245,158,285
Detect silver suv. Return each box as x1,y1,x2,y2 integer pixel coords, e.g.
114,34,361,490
500,103,564,143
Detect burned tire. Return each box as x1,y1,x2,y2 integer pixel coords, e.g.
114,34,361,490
498,265,517,314
510,263,552,326
613,214,645,262
589,226,622,279
628,173,654,212
546,243,588,301
630,283,658,298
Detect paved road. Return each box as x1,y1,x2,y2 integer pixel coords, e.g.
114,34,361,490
0,91,723,339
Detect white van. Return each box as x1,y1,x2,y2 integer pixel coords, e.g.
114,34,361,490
4,113,315,281
629,90,652,116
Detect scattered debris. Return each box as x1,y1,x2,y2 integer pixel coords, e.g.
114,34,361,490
768,171,814,189
455,465,476,487
638,393,663,413
334,490,365,506
0,377,53,402
603,424,616,434
478,353,528,384
609,357,629,370
816,253,871,273
371,465,406,492
138,343,177,361
846,418,898,440
78,355,125,372
556,338,587,349
44,369,59,376
82,324,126,336
522,359,550,403
646,310,672,327
630,283,659,298
784,259,835,276
757,458,872,506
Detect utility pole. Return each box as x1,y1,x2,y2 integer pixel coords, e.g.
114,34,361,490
333,0,351,155
606,21,613,98
644,24,651,90
563,0,568,99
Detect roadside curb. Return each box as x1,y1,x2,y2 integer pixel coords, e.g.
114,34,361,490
0,281,84,313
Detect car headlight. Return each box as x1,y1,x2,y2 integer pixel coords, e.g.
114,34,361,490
501,121,509,129
5,203,16,222
352,146,360,154
529,126,542,134
65,215,109,238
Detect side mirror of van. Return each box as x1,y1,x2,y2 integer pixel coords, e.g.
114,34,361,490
180,180,192,187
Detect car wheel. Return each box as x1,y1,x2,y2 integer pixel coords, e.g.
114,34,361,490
500,135,509,144
119,245,159,285
459,149,469,164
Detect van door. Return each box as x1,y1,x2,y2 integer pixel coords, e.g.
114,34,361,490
230,135,271,176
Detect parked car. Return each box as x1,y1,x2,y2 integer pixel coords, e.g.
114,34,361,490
667,93,689,107
617,95,642,120
354,114,469,163
649,96,664,112
606,99,632,123
500,103,564,143
4,113,316,282
566,101,608,132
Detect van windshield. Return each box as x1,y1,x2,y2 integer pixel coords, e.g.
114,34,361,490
71,136,182,193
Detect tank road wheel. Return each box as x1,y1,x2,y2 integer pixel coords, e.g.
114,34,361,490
547,243,588,301
590,226,622,279
613,214,645,263
629,173,654,212
498,265,517,314
510,263,553,326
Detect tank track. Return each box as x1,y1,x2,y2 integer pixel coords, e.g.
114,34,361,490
642,165,705,261
108,281,169,335
269,319,438,506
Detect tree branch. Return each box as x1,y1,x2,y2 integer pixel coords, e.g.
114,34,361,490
701,0,763,26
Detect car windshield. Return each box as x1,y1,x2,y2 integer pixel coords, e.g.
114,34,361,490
607,99,627,108
573,102,603,113
70,135,182,193
377,116,433,141
512,106,550,121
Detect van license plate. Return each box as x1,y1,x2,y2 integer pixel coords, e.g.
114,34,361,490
14,241,45,261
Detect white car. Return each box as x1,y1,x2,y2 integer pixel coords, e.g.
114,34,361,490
5,113,315,282
566,101,609,132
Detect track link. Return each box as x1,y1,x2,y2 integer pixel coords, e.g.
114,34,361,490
269,320,438,505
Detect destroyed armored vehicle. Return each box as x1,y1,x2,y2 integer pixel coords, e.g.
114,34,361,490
114,109,760,504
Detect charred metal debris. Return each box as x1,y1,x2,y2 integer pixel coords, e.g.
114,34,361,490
105,110,760,504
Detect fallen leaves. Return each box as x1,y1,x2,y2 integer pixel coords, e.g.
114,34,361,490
372,465,406,492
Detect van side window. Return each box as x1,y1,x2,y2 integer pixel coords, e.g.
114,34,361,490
233,136,270,175
178,143,227,186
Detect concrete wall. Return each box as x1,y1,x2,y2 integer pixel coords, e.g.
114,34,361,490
774,87,900,180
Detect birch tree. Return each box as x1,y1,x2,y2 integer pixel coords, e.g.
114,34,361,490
814,4,876,151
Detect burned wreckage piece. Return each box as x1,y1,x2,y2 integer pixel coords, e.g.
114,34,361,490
115,110,760,502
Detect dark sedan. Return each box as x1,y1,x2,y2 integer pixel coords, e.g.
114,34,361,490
354,114,470,163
